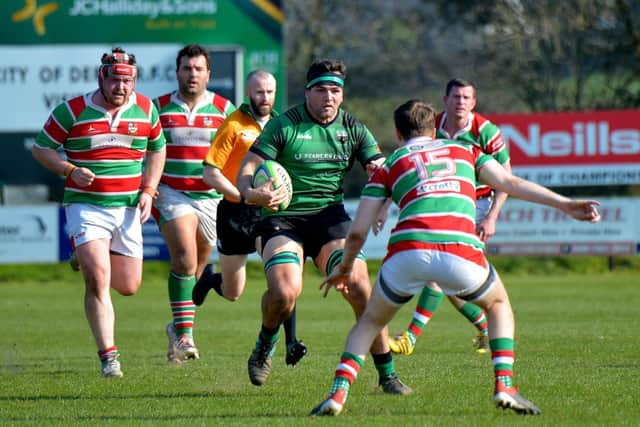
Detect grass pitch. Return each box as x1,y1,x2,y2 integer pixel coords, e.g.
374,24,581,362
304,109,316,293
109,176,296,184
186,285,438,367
1,260,638,426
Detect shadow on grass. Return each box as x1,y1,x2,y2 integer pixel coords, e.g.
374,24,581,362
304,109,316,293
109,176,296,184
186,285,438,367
0,387,282,402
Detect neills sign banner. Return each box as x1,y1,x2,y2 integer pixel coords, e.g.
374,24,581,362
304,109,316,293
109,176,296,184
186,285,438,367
489,110,640,186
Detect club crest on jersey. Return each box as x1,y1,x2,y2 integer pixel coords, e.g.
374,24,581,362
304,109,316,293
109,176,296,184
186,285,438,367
127,122,138,135
203,116,213,127
336,130,348,143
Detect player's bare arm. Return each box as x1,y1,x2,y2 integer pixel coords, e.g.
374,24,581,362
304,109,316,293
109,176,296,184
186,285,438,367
139,148,165,223
479,160,600,223
365,157,390,234
477,161,511,241
31,145,96,186
203,164,243,202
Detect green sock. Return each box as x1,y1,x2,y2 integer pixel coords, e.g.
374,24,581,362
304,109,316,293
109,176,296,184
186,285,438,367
259,325,280,345
372,352,395,381
458,302,489,335
408,287,444,337
168,271,196,336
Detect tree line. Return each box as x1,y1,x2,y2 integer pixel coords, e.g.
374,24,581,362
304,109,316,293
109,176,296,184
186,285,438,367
284,0,640,196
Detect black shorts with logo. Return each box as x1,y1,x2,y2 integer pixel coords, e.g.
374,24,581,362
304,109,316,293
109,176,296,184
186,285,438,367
216,199,261,256
258,203,351,260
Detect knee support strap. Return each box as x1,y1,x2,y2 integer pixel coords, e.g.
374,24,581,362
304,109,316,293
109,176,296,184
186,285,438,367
325,249,366,276
264,251,301,273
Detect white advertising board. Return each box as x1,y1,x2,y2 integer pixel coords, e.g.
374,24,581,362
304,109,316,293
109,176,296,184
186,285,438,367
345,197,640,258
1,198,636,264
486,197,640,255
1,44,182,131
0,205,59,263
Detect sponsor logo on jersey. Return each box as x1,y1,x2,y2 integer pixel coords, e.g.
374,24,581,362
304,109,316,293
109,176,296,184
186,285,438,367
91,134,135,149
416,180,461,194
169,127,212,146
297,133,312,140
293,152,350,162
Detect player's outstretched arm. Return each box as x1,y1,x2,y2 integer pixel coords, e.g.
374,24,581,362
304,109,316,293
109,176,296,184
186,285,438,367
561,200,601,222
479,160,600,223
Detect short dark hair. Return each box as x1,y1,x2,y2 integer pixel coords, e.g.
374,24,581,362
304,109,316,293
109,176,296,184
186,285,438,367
306,58,347,87
445,78,476,97
176,44,210,71
394,100,436,140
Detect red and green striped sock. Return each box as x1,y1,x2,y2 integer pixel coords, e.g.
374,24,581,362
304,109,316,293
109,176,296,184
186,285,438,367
407,287,444,341
330,352,364,399
490,337,515,387
98,346,119,360
168,271,196,337
458,302,489,335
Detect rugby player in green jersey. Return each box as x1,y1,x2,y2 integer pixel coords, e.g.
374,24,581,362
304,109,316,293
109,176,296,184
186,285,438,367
236,59,411,395
311,99,600,416
194,70,307,366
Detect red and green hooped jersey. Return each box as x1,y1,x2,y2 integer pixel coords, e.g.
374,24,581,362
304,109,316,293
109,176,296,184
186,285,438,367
154,91,235,200
362,137,493,267
251,104,384,215
436,111,508,198
36,91,165,207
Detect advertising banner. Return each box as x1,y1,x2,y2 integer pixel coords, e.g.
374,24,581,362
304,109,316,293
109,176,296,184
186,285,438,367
1,197,637,264
489,110,640,186
345,198,640,258
0,44,238,132
0,0,286,131
0,205,59,263
485,198,640,256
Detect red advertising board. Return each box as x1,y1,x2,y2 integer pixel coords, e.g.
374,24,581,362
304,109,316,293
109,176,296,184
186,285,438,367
488,110,640,186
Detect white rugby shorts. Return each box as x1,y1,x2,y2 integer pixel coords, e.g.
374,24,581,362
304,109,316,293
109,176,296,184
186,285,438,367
376,249,490,305
65,203,143,258
153,184,220,246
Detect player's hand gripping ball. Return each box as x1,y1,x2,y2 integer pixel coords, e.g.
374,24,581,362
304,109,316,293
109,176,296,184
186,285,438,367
252,160,293,211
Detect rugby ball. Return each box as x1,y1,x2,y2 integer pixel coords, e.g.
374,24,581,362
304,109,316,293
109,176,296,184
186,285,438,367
252,160,293,211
